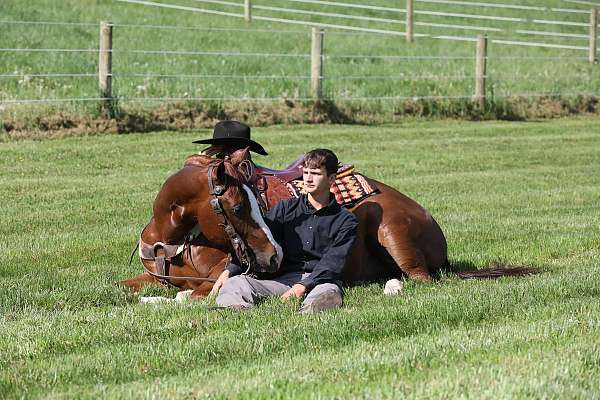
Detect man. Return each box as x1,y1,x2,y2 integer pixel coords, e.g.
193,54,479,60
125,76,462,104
193,120,268,158
211,149,359,313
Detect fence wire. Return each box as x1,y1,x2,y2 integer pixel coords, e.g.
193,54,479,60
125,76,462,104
5,92,599,105
4,20,597,42
0,46,591,61
4,72,600,81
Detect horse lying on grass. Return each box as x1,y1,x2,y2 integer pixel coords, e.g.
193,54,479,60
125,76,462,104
121,148,534,300
122,150,282,298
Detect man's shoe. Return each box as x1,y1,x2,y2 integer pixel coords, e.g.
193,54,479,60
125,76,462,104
299,290,342,314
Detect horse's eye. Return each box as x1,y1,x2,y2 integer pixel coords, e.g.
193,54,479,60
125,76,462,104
232,204,243,216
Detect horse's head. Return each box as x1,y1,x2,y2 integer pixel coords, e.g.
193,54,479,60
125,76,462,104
152,148,281,274
205,149,282,272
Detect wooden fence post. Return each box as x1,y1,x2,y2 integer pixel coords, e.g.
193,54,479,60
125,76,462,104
474,35,488,109
590,9,597,64
99,21,113,111
311,27,324,101
406,0,414,43
244,0,252,22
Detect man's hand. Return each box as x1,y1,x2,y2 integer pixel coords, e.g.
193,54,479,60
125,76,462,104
280,283,306,300
209,270,230,296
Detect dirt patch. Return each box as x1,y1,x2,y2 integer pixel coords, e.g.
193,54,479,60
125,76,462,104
2,95,600,141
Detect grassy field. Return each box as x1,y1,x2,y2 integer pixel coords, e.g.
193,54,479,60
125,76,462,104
2,0,600,123
1,118,599,398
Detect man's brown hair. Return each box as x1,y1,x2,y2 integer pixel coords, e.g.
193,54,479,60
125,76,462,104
302,149,339,176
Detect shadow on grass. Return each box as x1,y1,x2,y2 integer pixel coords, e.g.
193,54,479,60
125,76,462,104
312,100,356,124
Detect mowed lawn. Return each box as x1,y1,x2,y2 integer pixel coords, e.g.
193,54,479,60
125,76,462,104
1,118,599,399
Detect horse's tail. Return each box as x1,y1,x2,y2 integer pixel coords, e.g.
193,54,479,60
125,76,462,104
453,262,538,280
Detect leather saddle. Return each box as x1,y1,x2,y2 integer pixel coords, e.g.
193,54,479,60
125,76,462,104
252,157,304,210
255,155,304,183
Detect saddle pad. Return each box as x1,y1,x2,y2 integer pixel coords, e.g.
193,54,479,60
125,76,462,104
286,171,379,208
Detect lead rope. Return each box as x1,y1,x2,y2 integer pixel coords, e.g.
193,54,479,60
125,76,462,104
129,241,140,267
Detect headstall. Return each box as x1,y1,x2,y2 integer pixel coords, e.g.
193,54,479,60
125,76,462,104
207,163,254,274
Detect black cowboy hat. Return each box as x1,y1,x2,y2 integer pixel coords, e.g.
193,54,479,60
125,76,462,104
193,120,268,155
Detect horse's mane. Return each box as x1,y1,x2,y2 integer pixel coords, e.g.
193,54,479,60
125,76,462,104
184,154,248,185
184,154,216,168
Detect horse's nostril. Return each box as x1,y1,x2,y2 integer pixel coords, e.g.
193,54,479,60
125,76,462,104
269,254,279,272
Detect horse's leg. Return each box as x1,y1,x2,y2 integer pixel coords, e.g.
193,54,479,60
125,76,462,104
377,222,432,282
183,245,230,299
119,272,160,291
191,282,216,299
341,202,399,284
352,198,433,282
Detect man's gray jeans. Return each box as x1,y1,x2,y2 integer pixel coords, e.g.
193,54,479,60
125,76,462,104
216,271,342,313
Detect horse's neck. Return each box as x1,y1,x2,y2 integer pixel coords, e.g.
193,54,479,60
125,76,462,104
151,167,209,244
184,154,216,168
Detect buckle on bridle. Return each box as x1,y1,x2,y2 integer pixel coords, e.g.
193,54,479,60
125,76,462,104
213,185,225,196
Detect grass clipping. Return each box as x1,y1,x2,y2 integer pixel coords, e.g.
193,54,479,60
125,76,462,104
2,95,600,140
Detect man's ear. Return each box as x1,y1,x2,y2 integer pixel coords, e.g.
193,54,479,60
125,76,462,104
328,172,337,185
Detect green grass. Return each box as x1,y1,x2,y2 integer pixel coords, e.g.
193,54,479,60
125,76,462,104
1,118,599,398
1,0,600,121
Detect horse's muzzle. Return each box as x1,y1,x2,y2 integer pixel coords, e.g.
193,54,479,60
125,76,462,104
252,251,280,274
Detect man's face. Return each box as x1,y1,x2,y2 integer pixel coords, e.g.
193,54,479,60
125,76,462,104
302,165,335,196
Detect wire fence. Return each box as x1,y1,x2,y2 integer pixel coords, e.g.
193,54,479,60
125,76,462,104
113,0,600,47
2,0,600,108
6,91,600,105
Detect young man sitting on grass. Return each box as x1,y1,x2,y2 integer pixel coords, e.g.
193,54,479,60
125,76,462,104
211,149,358,313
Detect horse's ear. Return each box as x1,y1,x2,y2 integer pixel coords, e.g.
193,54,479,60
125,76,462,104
230,147,251,166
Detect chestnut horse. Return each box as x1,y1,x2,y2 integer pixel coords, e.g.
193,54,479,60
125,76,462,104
121,151,281,298
122,148,530,299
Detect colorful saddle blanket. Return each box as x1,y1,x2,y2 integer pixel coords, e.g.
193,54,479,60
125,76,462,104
286,165,379,208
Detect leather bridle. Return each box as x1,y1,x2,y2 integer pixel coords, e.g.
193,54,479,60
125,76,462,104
207,163,255,274
132,160,257,288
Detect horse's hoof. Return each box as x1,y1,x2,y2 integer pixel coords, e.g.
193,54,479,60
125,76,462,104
384,279,404,296
175,290,194,303
140,296,171,304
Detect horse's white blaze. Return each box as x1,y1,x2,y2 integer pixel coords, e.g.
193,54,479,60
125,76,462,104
242,185,283,267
